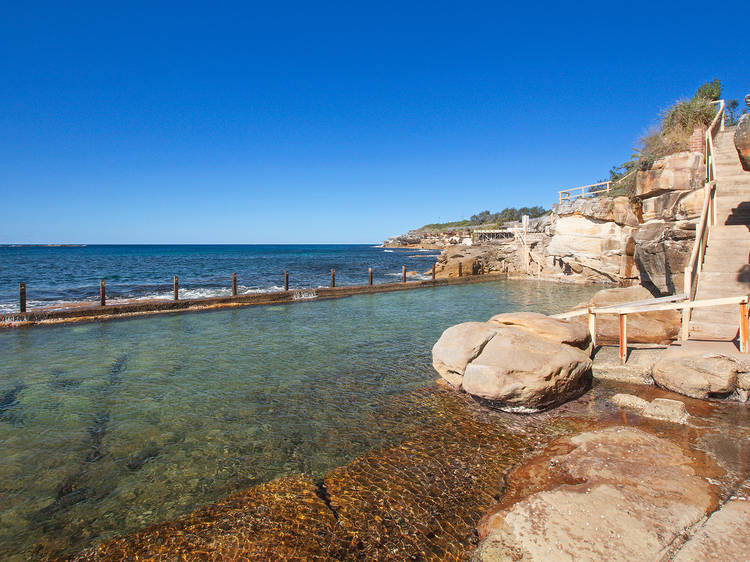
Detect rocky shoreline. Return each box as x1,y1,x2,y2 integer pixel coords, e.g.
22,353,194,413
386,150,707,293
58,371,750,561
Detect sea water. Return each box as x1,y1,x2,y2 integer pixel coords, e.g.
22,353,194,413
0,244,442,313
0,279,600,559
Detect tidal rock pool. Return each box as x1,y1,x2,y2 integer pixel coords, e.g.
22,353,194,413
0,280,602,560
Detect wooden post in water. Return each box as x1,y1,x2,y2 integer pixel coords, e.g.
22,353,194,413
402,265,406,283
432,262,436,281
330,269,335,288
284,270,289,291
173,276,179,300
368,267,373,286
19,282,26,313
619,313,627,364
232,273,237,296
740,301,749,353
458,262,463,277
100,279,106,306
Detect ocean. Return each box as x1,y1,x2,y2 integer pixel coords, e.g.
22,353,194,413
0,276,601,559
0,244,441,313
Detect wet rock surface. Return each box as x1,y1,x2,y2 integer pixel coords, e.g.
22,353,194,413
610,393,689,424
653,346,750,401
475,427,718,561
60,388,585,561
57,379,750,562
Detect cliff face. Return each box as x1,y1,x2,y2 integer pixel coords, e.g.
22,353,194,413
391,151,706,295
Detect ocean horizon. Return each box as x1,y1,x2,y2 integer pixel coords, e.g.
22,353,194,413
0,244,441,313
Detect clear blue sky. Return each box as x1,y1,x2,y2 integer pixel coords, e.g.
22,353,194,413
1,1,747,244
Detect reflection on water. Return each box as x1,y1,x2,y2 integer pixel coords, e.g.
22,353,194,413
0,280,601,560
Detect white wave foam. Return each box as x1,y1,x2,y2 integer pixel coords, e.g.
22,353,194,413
383,249,394,253
0,285,292,315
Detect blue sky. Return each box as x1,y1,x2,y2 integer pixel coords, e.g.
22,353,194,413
1,1,747,244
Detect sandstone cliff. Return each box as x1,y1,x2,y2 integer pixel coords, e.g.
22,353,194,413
396,150,706,295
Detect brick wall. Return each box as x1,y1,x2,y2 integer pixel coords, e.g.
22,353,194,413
688,125,706,153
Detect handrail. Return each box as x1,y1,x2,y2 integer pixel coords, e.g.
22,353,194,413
554,290,748,362
558,169,638,204
552,292,687,319
682,99,725,333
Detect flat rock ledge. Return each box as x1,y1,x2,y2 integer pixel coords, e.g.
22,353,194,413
653,347,750,402
474,427,721,561
432,312,592,412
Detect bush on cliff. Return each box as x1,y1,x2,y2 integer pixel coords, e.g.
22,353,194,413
603,79,728,198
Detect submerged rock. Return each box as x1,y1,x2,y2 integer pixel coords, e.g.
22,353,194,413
475,427,718,561
610,393,689,424
673,499,750,560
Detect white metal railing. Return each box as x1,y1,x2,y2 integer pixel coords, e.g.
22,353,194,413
558,170,638,205
681,99,725,334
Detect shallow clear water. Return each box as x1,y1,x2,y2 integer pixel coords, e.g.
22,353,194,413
0,244,440,313
0,279,600,559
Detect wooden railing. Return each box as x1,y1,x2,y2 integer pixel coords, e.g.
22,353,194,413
681,99,725,333
558,170,638,204
553,292,749,363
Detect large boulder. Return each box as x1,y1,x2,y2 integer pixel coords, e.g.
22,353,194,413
571,285,681,344
652,347,750,400
475,427,718,561
431,322,499,388
635,151,705,198
489,311,590,351
461,324,592,412
736,113,750,171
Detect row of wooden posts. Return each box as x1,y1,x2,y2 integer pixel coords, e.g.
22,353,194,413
16,263,445,313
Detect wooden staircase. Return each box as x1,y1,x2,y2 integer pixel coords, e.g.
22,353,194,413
689,126,750,341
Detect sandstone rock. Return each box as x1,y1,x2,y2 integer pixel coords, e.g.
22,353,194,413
547,214,637,281
476,427,717,561
571,285,681,344
461,325,592,412
644,397,689,424
673,499,750,560
609,394,688,423
610,393,649,411
592,345,660,384
652,348,744,399
488,311,590,350
635,151,705,198
555,196,639,227
735,113,750,171
633,220,695,295
641,189,704,222
432,322,499,388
